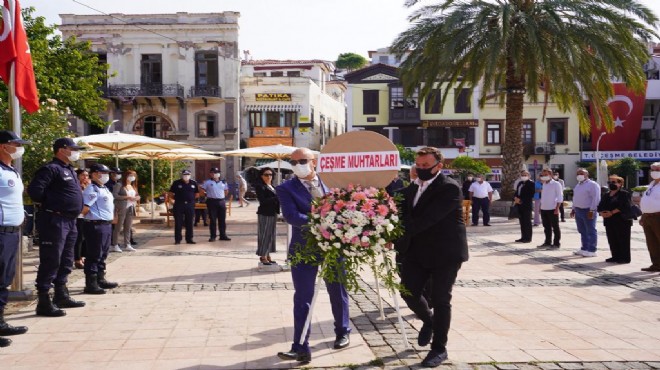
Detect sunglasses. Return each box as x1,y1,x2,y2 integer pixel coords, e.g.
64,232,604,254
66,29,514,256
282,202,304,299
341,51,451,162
263,173,273,177
289,158,311,166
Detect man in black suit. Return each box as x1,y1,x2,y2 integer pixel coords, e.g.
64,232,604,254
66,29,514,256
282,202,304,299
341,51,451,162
396,147,469,368
514,170,536,243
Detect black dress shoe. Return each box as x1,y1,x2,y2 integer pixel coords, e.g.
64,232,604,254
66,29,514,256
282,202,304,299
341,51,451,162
174,241,181,245
418,321,432,347
208,237,216,242
483,223,491,226
0,337,10,347
333,333,350,349
471,223,478,226
186,241,196,244
536,243,552,249
515,239,524,242
0,322,28,336
421,349,448,367
219,237,231,241
605,258,617,263
277,350,311,363
130,239,137,245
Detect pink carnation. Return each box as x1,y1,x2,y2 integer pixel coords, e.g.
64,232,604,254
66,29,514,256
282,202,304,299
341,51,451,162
377,204,389,217
351,191,367,201
321,229,332,239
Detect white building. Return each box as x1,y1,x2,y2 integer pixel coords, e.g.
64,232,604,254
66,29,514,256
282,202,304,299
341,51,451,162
240,59,346,154
59,12,241,177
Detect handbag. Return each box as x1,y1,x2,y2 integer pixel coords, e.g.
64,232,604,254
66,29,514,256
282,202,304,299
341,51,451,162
492,189,501,201
623,204,642,220
508,203,519,219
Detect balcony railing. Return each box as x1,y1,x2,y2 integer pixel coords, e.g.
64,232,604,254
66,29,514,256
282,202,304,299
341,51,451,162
189,85,221,98
105,84,184,98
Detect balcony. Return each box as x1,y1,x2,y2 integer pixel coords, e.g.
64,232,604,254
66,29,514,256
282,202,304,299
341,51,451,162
389,107,420,125
189,85,221,98
105,84,184,99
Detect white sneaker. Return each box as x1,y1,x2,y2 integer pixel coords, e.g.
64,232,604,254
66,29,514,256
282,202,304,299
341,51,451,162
124,244,136,252
573,249,584,256
110,245,123,253
581,251,597,257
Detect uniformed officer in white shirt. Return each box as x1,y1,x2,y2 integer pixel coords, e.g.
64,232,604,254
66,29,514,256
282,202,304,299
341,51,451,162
640,162,660,272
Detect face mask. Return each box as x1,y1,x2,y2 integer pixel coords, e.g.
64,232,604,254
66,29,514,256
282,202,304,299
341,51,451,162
553,176,559,180
292,163,312,179
7,146,24,160
115,174,122,180
651,171,660,180
576,175,585,182
467,177,473,181
99,174,110,184
128,176,136,182
540,176,550,182
182,175,191,181
477,178,484,183
520,176,529,182
608,182,619,191
416,167,437,181
213,173,220,179
67,150,81,162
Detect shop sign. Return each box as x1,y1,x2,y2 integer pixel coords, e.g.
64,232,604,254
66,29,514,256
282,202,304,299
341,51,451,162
256,93,292,101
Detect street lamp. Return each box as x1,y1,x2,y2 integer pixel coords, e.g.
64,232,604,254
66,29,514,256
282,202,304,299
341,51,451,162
595,131,607,185
106,119,119,133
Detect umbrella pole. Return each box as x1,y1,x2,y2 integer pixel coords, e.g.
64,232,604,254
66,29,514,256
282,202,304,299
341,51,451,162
151,158,155,220
277,159,282,185
170,160,174,183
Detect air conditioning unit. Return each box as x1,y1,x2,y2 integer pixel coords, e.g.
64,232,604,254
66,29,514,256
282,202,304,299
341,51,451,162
534,145,549,154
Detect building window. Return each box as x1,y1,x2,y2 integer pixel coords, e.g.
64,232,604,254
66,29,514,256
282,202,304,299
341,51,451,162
197,113,217,137
427,127,472,148
133,115,171,138
195,52,218,87
249,111,262,127
379,55,389,64
140,54,162,86
398,127,423,147
425,89,442,114
266,112,280,127
390,86,418,109
363,90,379,115
287,71,301,77
284,112,297,127
454,88,471,113
254,72,266,77
271,71,284,77
548,119,567,144
522,120,534,144
485,121,502,145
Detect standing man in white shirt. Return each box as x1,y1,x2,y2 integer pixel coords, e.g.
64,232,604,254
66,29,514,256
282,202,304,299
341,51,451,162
468,175,493,226
553,171,566,222
538,168,564,249
640,162,660,272
570,168,601,257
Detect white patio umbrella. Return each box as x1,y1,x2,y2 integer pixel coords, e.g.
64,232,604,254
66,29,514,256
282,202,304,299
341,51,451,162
218,144,318,184
257,159,293,171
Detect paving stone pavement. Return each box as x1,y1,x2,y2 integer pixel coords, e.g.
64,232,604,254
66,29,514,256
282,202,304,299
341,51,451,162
2,202,660,369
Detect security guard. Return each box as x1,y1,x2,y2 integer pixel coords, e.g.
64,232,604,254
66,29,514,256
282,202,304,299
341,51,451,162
28,137,86,317
81,164,119,294
201,167,231,242
168,170,199,244
0,131,30,347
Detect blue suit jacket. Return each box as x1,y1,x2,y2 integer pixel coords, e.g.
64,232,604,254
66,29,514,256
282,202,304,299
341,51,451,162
276,176,328,253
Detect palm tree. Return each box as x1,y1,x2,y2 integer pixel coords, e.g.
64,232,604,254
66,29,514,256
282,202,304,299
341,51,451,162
391,0,657,198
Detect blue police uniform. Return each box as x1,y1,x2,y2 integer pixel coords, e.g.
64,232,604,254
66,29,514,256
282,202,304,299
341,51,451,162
201,177,230,241
0,162,24,311
82,183,114,278
169,178,199,244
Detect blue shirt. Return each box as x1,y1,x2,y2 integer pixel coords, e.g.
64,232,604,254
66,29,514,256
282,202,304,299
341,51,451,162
201,179,227,199
83,183,115,221
27,157,83,218
533,180,543,200
0,162,24,226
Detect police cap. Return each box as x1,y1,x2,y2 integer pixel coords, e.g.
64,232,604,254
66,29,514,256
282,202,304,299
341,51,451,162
181,169,191,175
0,130,31,145
209,167,221,173
110,167,121,173
90,163,111,173
53,137,85,151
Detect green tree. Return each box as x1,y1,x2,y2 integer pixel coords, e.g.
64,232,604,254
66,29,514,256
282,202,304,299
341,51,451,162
336,52,368,71
396,144,416,164
448,155,490,179
391,0,657,199
609,157,641,188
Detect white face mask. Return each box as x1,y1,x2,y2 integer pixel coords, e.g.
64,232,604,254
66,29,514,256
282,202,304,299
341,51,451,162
576,175,585,182
292,163,312,179
467,177,473,181
115,174,122,180
651,171,660,180
520,176,529,182
128,176,136,182
99,174,110,184
213,173,220,179
67,150,81,162
7,146,24,160
540,176,550,182
553,176,559,180
182,175,191,181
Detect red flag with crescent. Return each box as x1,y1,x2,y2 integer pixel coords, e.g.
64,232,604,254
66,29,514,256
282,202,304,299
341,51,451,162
590,83,645,151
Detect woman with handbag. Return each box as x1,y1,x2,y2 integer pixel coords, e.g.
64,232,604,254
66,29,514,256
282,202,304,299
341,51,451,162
513,170,535,243
255,167,280,265
597,175,633,264
111,170,140,252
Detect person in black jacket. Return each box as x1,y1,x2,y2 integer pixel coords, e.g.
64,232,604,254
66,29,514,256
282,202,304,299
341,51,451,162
255,167,280,265
597,175,633,264
514,170,536,243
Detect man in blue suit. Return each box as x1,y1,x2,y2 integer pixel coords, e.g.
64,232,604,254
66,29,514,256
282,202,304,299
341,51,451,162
276,147,351,364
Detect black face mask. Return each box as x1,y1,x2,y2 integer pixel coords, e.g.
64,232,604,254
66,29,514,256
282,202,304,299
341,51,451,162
608,182,619,191
416,161,440,181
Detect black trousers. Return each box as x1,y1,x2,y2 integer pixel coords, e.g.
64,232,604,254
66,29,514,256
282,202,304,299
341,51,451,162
0,231,20,308
604,218,632,263
517,204,533,241
559,202,565,221
400,258,462,353
74,218,86,261
35,212,77,292
173,203,195,243
540,209,560,245
206,199,227,239
82,222,111,274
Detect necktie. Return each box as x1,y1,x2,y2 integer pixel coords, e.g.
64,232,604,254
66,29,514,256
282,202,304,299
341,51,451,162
413,181,425,207
305,180,324,198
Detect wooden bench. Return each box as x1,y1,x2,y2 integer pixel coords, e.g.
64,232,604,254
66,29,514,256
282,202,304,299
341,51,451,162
161,194,234,227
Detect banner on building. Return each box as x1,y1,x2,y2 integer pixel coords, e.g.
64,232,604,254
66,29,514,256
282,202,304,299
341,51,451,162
590,83,645,151
581,150,660,162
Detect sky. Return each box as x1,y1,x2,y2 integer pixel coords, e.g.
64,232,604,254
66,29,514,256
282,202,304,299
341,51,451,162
20,0,660,62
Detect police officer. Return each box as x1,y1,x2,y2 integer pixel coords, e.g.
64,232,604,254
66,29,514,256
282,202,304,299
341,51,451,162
201,167,231,242
0,131,30,347
81,164,119,294
28,137,86,317
168,170,199,244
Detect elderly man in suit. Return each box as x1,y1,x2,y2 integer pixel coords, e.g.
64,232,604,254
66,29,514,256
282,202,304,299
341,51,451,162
397,146,469,368
275,147,350,364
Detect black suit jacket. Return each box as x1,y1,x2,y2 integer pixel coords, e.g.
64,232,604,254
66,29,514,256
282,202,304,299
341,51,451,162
255,183,280,216
515,180,535,208
396,174,469,267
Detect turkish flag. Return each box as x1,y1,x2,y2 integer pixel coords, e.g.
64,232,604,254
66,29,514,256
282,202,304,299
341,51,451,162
590,83,645,151
0,0,39,113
